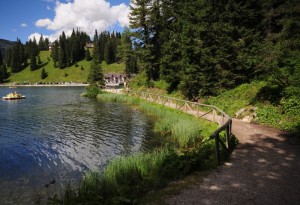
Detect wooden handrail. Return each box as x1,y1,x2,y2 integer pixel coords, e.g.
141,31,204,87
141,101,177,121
104,88,233,165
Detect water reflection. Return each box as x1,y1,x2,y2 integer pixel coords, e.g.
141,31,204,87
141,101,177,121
0,87,155,204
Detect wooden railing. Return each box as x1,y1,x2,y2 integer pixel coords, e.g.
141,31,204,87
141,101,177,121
104,88,233,165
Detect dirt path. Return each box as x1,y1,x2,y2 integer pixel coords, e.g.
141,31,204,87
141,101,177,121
104,89,300,204
166,119,300,205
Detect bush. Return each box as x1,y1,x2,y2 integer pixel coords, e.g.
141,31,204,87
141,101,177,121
256,104,281,126
86,84,101,98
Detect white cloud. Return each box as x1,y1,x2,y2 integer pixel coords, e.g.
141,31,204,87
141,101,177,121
21,23,28,28
28,32,60,42
32,0,130,41
36,18,52,27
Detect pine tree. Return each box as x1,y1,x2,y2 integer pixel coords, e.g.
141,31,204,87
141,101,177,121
0,51,4,82
41,67,47,79
130,0,153,80
28,38,39,71
85,48,92,61
38,34,46,51
93,30,101,64
10,38,23,73
51,40,59,68
89,30,104,85
5,48,12,68
0,63,8,82
44,38,50,50
0,50,3,66
99,32,107,62
0,66,3,83
58,32,68,69
30,55,37,71
260,0,300,97
88,60,104,85
104,39,115,64
160,0,184,92
118,27,138,74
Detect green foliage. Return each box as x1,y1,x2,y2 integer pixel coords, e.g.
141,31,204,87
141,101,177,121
256,104,281,127
97,93,217,149
128,71,149,89
88,61,104,85
52,145,218,204
97,93,141,106
40,67,47,79
85,84,101,98
279,96,300,131
9,38,26,73
92,30,121,65
118,27,138,75
85,48,92,61
128,0,300,104
130,0,265,98
0,64,8,83
153,80,169,90
207,82,266,116
207,81,300,131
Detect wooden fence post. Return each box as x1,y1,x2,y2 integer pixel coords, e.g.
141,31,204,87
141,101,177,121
215,134,221,165
213,109,216,123
226,126,230,150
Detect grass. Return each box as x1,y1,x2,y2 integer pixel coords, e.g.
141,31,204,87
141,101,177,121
206,81,300,132
205,81,266,116
97,93,217,149
56,149,171,205
7,51,125,84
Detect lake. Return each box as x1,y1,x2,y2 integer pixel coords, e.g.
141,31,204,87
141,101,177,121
0,86,156,204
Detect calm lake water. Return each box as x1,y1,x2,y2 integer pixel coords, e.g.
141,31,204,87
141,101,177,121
0,86,155,204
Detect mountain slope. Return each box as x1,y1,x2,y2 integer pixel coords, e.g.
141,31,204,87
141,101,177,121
0,39,15,53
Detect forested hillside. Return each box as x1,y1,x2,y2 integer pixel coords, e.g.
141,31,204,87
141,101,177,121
0,29,134,83
129,0,300,100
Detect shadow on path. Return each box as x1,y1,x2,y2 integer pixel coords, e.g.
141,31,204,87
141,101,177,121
166,121,300,205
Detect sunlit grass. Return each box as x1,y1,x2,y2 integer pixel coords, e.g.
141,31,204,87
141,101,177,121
7,51,125,84
97,92,217,148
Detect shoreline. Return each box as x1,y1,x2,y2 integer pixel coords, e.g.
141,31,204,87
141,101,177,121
0,83,89,87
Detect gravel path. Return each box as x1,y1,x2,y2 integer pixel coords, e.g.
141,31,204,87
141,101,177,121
166,119,300,205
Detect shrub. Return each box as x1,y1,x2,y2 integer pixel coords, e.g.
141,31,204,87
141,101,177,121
86,84,101,98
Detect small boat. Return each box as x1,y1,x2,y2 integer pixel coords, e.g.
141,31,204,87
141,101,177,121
2,92,26,100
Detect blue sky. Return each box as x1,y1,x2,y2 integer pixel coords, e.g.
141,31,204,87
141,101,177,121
0,0,130,43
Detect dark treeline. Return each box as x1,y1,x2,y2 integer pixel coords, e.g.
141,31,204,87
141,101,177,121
3,35,50,74
51,29,90,69
91,30,121,65
0,49,8,83
129,0,300,99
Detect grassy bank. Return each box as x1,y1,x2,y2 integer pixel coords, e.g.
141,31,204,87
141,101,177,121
206,81,300,133
129,72,300,133
97,93,217,148
48,93,224,204
7,51,125,84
